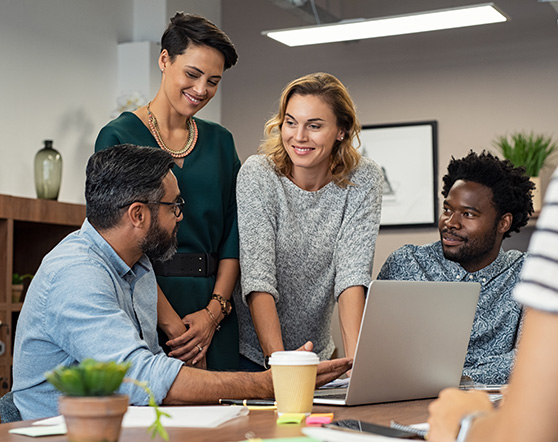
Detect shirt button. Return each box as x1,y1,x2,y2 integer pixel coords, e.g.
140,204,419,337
469,275,474,280
482,278,486,283
456,275,460,280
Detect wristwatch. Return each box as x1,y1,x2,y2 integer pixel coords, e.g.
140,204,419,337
211,293,232,318
263,355,271,370
456,412,486,442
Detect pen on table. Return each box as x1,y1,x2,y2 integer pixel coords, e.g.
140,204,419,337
219,399,277,406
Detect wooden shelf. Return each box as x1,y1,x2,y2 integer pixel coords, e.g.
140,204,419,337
0,194,86,396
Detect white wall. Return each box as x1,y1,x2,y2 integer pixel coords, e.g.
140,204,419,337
220,0,558,276
1,0,557,271
0,1,130,203
0,0,221,204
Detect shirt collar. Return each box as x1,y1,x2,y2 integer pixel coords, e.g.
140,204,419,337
81,218,152,279
433,241,506,283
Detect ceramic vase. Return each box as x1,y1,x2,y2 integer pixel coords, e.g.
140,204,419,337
34,140,62,200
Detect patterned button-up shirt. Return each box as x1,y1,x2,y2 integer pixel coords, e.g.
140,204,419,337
378,241,526,384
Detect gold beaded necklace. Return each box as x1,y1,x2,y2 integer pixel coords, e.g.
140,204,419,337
146,102,198,158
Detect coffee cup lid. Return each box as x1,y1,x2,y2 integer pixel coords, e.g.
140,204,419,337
268,351,319,366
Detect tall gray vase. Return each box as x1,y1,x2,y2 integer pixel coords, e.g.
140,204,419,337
34,140,62,200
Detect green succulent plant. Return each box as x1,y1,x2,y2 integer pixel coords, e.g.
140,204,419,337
45,359,130,396
493,132,557,177
45,359,169,440
12,273,33,285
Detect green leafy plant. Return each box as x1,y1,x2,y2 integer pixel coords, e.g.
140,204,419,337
45,359,170,440
12,273,33,285
493,132,558,177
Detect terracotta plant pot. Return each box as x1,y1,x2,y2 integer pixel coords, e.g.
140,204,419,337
58,395,129,442
530,176,542,213
11,284,23,303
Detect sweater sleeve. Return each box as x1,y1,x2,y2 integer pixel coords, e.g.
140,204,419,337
334,159,384,299
236,156,280,304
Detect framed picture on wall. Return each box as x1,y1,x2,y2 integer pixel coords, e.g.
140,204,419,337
361,121,438,228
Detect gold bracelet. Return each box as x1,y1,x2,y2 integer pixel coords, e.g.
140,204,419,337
205,307,221,331
211,293,232,318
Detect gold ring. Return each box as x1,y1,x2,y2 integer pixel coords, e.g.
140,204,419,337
197,344,203,353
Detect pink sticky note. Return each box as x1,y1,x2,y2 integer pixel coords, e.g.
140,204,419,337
305,413,334,425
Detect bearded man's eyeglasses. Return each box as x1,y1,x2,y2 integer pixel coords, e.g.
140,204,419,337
118,197,185,218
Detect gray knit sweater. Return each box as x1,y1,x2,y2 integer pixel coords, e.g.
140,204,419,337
234,154,383,364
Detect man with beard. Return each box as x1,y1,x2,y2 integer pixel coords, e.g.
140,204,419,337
8,144,350,421
377,151,534,384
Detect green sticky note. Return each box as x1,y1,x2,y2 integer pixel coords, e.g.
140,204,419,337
242,438,319,442
276,413,307,425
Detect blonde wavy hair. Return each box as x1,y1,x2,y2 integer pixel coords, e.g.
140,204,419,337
258,72,361,188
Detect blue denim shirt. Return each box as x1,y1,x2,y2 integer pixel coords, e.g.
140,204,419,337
12,219,183,420
378,241,525,384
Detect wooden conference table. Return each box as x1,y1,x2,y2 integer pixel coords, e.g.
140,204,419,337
0,399,432,441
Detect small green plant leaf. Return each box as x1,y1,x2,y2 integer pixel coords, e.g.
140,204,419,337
125,378,170,441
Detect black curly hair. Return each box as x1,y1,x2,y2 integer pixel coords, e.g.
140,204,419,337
441,150,535,238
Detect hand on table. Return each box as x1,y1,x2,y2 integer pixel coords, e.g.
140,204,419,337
295,341,353,388
427,388,494,442
166,309,216,366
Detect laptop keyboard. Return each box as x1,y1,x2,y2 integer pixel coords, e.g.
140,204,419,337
313,387,347,400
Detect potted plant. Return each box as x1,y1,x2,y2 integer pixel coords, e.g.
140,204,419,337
493,131,558,211
45,359,169,442
11,273,33,303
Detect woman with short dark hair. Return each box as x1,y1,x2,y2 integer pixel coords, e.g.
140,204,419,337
95,13,240,371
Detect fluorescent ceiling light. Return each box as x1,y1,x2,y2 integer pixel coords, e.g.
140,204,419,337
263,3,507,47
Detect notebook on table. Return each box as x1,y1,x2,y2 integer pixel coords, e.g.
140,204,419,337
314,280,481,406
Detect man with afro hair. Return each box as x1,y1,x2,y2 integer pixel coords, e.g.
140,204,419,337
378,150,535,384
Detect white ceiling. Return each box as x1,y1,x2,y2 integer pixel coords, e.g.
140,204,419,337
264,0,558,45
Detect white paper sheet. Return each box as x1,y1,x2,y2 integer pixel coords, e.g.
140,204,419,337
32,405,249,429
9,424,67,437
122,405,249,428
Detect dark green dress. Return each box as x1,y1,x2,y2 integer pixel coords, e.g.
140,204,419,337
95,112,240,370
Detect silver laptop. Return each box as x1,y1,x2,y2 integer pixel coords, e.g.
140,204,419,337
314,280,480,405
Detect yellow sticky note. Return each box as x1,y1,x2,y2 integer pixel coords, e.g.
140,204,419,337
276,413,306,425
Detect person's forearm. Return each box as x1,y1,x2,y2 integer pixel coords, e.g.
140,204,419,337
247,291,284,357
157,284,187,339
338,285,366,360
471,309,558,442
164,367,273,404
164,351,353,405
212,258,239,299
429,309,558,442
207,258,239,322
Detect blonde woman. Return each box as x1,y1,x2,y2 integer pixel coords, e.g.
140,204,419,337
235,72,383,370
